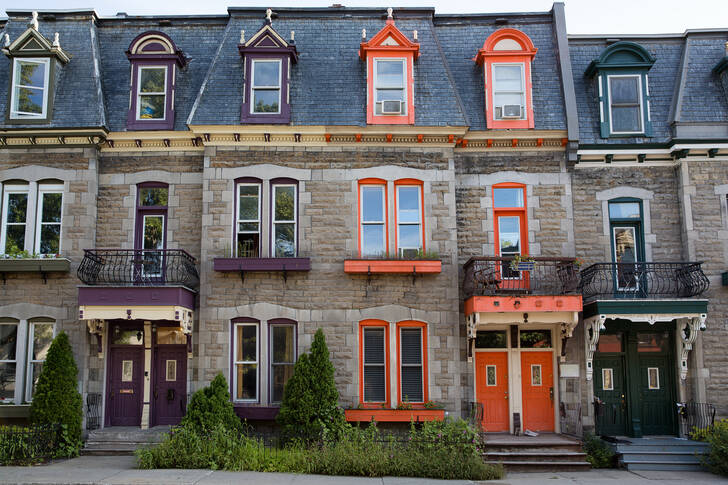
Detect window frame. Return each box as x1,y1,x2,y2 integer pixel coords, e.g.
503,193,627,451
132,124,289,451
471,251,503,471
268,319,297,404
373,57,407,116
270,182,298,258
396,321,428,405
34,184,63,255
491,62,526,121
250,59,283,116
606,73,645,135
9,57,51,120
492,183,528,257
359,320,390,407
0,319,19,404
232,319,260,403
24,319,55,403
0,184,30,255
235,181,262,258
358,179,388,257
394,180,424,258
135,65,169,122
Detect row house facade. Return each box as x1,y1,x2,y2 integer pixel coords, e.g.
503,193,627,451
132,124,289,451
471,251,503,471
0,3,725,439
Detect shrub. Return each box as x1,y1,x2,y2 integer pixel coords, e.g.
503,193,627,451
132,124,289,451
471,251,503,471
583,433,615,468
181,373,241,435
277,329,346,437
29,332,83,457
0,425,59,465
699,419,728,476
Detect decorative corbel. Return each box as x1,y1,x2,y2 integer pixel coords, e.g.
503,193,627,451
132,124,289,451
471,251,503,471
86,319,105,358
678,314,707,380
585,314,606,380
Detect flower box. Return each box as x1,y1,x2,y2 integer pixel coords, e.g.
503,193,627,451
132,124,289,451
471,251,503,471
344,408,445,423
0,258,71,273
214,257,311,272
343,259,441,275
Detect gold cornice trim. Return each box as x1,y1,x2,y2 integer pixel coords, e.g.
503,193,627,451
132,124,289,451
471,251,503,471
0,128,107,149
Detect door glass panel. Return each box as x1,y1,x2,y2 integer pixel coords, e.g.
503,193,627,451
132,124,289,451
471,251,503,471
486,365,497,386
166,360,177,381
112,327,144,345
475,330,507,348
121,360,133,382
597,333,623,353
520,330,552,348
637,332,669,353
647,367,660,389
156,327,186,345
602,368,614,390
493,188,524,208
531,364,542,386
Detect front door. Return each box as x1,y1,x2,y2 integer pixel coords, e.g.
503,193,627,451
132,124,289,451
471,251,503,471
521,351,554,432
152,344,187,426
636,332,676,435
594,353,628,436
108,345,144,426
475,352,509,432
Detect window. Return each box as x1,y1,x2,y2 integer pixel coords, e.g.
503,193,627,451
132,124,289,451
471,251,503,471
608,75,643,134
395,183,423,258
135,184,168,278
359,182,387,257
492,64,525,120
236,183,261,257
251,60,281,114
35,184,63,255
397,322,427,404
0,182,64,256
1,185,29,255
608,198,644,292
361,323,388,404
520,330,552,348
233,320,259,402
270,322,295,403
136,66,167,120
0,317,54,404
492,184,527,280
10,58,50,119
0,319,18,403
272,184,297,257
25,319,54,401
374,59,406,116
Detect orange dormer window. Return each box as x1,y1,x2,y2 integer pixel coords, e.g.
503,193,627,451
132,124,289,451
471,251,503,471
475,29,538,129
359,9,419,125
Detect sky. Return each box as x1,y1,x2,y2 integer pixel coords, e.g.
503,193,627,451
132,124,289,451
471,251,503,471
2,0,728,35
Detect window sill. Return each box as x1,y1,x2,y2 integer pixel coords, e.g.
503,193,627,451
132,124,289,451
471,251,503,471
214,257,311,272
0,257,71,275
344,408,445,423
344,259,441,274
0,403,31,418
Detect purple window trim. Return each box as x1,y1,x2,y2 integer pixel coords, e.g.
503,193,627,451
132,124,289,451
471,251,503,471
269,178,299,258
135,182,168,252
268,319,297,404
230,318,261,404
240,53,292,124
233,178,263,258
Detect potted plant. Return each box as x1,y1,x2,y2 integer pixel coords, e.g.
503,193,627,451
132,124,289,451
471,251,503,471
509,255,536,271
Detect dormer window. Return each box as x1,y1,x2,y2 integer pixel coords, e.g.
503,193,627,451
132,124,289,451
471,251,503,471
10,58,50,119
359,9,419,125
585,41,656,138
475,29,537,129
238,9,298,124
126,31,186,130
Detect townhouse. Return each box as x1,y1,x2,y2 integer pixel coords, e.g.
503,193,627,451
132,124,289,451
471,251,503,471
0,4,725,439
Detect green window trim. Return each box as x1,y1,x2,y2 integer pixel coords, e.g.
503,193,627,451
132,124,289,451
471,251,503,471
608,197,646,264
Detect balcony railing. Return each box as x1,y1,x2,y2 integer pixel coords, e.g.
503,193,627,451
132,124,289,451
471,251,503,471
579,262,709,302
77,249,199,288
463,256,580,298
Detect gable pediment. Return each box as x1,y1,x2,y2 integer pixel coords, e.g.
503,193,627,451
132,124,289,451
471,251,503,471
380,35,401,47
238,20,298,63
20,37,46,52
359,19,419,60
3,25,69,64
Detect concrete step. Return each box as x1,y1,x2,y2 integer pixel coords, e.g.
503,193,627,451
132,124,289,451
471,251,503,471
619,451,704,463
614,444,709,454
621,461,705,472
485,451,588,463
486,443,583,453
485,460,591,473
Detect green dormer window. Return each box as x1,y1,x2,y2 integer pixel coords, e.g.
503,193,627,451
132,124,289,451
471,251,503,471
585,41,656,138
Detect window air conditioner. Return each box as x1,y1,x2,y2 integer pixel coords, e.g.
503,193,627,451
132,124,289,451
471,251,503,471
500,104,523,118
381,100,403,115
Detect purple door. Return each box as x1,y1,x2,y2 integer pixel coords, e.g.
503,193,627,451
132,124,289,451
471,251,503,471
108,346,144,426
152,345,187,425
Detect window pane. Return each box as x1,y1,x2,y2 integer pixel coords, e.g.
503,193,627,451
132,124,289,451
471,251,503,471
139,188,168,207
0,363,16,401
253,61,280,87
274,186,295,221
139,94,165,119
0,324,17,360
274,223,295,257
498,216,520,254
375,88,405,102
5,226,25,254
32,324,54,360
609,202,640,219
272,364,294,402
400,328,422,365
362,225,384,256
475,330,507,348
399,224,421,249
363,365,385,402
376,60,404,87
41,193,62,223
401,367,423,402
364,328,384,364
236,363,257,400
397,187,420,223
494,65,523,91
140,68,165,93
239,185,258,197
272,326,294,364
238,222,259,232
493,188,524,208
111,327,144,345
14,87,43,114
610,77,639,104
637,332,670,353
7,193,28,223
40,224,60,254
28,362,43,399
613,227,637,263
237,325,257,362
253,90,279,113
362,186,384,222
143,216,164,250
239,191,259,220
520,330,552,348
237,233,259,258
612,106,641,132
18,61,46,88
156,327,186,345
597,333,623,353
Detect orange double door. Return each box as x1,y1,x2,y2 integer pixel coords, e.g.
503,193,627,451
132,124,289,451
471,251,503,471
475,351,554,432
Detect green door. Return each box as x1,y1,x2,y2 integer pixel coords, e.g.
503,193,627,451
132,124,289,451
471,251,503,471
635,332,676,436
594,353,627,436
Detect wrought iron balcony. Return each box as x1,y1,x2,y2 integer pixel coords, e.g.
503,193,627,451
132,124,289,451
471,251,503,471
463,256,580,298
77,249,199,288
579,262,709,302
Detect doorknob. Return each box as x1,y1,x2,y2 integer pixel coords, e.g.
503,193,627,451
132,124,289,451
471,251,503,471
549,387,554,403
504,391,508,400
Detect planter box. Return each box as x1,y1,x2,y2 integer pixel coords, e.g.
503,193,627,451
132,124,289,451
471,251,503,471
0,404,31,419
0,258,71,273
345,409,445,423
214,257,311,272
234,406,279,420
344,260,441,274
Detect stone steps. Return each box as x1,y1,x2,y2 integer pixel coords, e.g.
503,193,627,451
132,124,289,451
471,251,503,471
609,436,709,471
483,434,591,472
82,426,169,456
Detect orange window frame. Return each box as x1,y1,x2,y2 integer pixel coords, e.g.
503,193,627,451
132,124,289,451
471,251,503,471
367,53,415,125
359,320,390,407
393,179,425,256
357,178,389,258
492,183,528,257
396,320,428,405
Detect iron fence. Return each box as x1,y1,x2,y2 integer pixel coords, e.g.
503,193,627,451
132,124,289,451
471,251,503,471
0,424,60,464
593,398,623,436
579,262,709,302
77,249,199,288
560,402,583,438
463,256,580,298
86,393,102,430
468,401,484,431
678,401,716,438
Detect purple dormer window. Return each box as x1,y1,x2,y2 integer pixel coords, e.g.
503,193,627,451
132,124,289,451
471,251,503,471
126,31,187,131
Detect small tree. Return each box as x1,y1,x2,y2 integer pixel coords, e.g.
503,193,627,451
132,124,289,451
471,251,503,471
181,372,241,434
29,331,83,456
277,328,345,436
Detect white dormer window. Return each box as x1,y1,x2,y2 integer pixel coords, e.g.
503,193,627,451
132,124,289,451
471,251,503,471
374,59,406,116
492,64,525,120
251,59,282,114
9,58,50,119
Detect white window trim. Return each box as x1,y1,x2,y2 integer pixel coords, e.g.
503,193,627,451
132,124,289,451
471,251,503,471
10,58,51,119
236,183,262,258
250,59,282,115
233,322,259,403
34,184,63,255
0,319,20,403
360,184,387,257
497,214,523,280
0,184,30,255
395,185,422,257
136,65,168,121
271,184,297,257
399,327,424,403
373,58,407,116
362,326,387,403
269,323,296,404
491,63,526,121
607,74,644,135
24,320,55,402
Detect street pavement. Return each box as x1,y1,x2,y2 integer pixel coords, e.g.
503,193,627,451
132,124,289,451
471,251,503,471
0,456,726,484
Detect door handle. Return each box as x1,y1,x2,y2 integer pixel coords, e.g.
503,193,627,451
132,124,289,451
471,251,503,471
549,387,554,403
504,391,508,400
154,389,158,400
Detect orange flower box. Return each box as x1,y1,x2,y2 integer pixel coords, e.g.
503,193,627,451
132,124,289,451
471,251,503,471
345,409,445,423
344,259,441,274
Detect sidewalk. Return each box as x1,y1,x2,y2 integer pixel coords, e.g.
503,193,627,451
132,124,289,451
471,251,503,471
0,456,725,484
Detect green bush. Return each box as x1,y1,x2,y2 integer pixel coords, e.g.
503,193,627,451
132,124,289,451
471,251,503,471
277,329,346,437
583,433,615,468
698,419,728,476
0,425,59,465
181,373,241,435
29,332,83,457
